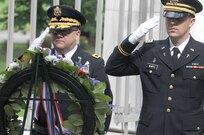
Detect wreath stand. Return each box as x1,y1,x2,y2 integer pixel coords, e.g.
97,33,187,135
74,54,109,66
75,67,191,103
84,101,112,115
0,53,96,135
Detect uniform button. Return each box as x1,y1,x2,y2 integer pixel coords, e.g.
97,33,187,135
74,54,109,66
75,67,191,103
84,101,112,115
193,76,197,80
166,108,171,112
169,85,174,90
149,70,153,74
197,126,200,130
168,97,172,101
170,73,175,78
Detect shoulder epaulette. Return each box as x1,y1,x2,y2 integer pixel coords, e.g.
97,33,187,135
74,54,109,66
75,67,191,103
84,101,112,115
92,53,101,59
145,39,154,44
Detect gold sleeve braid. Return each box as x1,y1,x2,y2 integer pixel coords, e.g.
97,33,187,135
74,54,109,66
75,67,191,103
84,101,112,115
118,44,129,56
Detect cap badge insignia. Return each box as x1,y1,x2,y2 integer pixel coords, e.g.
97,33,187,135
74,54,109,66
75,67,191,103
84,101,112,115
54,6,62,17
170,0,179,4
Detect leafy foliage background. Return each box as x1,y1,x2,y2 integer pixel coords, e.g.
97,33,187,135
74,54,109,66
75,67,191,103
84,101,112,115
0,0,98,47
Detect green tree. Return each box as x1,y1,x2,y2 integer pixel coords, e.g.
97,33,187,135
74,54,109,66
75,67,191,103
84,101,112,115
0,0,97,48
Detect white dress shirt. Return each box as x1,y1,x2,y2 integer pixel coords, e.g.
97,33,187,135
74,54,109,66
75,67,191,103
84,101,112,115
169,36,190,58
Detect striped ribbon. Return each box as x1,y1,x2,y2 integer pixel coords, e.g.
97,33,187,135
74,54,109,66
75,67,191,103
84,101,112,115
35,82,64,135
186,65,204,69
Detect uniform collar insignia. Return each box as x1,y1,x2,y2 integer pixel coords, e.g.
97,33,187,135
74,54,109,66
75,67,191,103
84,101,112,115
186,54,190,58
153,58,156,63
161,46,165,50
190,48,195,52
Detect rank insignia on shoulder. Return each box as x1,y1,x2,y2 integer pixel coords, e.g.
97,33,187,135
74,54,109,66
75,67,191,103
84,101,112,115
145,39,154,44
92,53,101,59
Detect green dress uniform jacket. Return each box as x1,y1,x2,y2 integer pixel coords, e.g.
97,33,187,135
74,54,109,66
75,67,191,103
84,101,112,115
105,36,204,135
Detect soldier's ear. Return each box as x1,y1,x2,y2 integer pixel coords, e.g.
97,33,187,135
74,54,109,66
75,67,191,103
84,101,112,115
189,18,195,28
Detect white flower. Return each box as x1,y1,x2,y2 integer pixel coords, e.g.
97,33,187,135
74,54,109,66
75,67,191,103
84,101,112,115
0,74,6,83
62,57,74,66
7,62,20,71
44,55,58,62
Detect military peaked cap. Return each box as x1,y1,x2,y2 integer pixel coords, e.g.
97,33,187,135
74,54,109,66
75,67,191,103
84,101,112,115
161,0,203,18
47,5,86,29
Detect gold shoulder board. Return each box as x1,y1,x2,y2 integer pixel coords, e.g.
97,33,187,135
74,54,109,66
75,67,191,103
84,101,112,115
145,39,154,44
92,53,101,59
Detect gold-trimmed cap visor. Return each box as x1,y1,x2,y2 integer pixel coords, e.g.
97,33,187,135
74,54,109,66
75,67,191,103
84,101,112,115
48,17,81,29
163,11,191,18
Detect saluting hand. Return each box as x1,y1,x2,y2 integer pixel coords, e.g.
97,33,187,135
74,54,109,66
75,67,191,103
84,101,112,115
28,27,50,51
128,16,160,44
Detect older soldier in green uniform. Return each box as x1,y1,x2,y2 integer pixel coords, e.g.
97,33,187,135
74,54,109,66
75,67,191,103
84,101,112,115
105,0,204,135
32,5,113,135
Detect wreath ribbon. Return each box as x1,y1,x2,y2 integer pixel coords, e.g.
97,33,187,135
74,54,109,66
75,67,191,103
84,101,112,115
35,82,65,135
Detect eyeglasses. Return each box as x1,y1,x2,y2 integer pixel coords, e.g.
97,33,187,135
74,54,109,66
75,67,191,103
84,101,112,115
50,28,79,36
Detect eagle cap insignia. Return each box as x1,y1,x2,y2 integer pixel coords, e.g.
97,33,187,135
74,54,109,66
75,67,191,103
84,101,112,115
54,6,62,17
170,0,179,4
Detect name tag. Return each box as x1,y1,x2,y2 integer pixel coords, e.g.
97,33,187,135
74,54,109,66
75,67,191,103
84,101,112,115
146,63,158,70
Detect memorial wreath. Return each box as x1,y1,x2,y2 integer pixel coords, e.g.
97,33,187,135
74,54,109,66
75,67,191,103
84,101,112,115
0,48,112,135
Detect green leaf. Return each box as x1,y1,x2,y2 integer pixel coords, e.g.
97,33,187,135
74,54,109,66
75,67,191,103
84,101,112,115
10,103,22,112
95,102,111,116
8,91,21,102
20,87,29,98
94,93,112,102
68,114,83,126
8,121,15,131
4,104,15,118
56,61,78,73
63,114,83,131
93,82,106,93
67,103,80,112
82,79,94,92
63,120,77,131
13,120,22,128
15,100,26,109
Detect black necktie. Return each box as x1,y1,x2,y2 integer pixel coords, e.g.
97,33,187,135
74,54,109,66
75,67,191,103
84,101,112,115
172,48,180,65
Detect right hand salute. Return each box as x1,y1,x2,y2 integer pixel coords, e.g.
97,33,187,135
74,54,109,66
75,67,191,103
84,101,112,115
128,16,160,44
28,27,50,51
